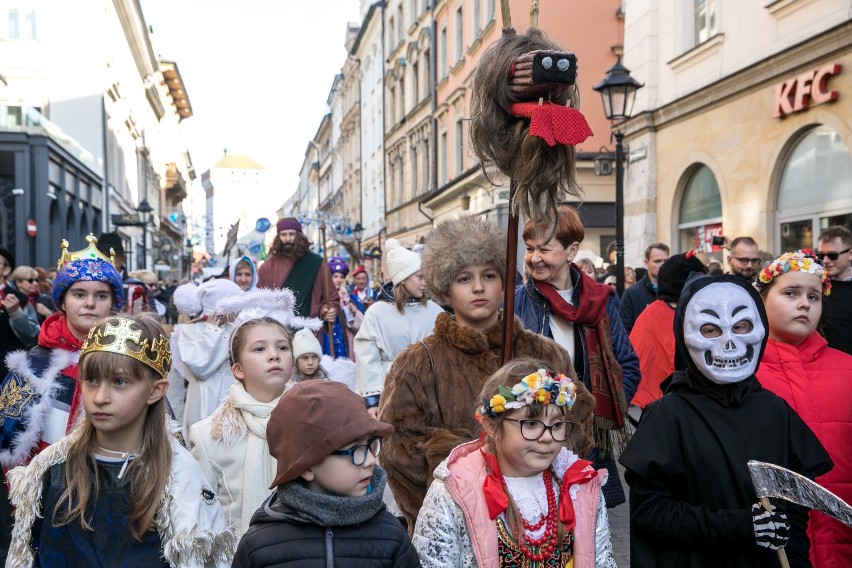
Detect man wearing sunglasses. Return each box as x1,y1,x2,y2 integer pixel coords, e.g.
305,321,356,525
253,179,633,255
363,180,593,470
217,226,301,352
817,225,852,356
726,236,762,282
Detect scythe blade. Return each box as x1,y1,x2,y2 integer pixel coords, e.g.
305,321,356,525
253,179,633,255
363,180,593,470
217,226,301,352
748,460,852,527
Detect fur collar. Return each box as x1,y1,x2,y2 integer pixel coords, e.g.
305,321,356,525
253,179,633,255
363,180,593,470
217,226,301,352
433,312,524,355
209,399,246,446
0,348,80,468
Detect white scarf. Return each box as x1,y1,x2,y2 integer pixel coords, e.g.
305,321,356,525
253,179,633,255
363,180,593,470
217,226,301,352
227,383,281,535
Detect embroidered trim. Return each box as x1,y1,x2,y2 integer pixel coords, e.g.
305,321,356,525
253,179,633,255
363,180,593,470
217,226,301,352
0,348,80,468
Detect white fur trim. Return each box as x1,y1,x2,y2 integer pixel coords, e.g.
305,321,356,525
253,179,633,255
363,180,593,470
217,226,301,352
0,348,79,468
6,427,82,567
173,282,202,316
208,399,247,447
322,356,357,392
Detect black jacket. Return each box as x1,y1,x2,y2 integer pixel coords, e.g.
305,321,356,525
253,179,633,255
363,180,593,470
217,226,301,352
232,491,421,568
819,278,852,356
618,273,657,333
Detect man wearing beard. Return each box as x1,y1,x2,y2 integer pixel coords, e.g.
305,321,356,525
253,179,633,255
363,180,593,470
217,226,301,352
257,218,339,324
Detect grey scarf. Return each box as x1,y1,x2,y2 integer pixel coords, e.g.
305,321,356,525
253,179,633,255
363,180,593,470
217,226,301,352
276,465,387,527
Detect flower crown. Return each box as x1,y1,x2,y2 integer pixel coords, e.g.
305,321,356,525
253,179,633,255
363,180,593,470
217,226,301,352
476,369,577,419
755,249,831,296
81,317,171,379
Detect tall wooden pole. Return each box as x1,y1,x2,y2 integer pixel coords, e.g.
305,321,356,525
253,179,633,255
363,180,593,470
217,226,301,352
320,222,335,358
501,178,519,364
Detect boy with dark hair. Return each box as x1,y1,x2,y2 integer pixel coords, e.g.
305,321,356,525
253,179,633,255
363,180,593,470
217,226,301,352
233,380,419,566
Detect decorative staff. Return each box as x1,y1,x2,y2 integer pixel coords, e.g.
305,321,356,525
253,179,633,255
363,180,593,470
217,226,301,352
319,220,335,358
471,0,593,363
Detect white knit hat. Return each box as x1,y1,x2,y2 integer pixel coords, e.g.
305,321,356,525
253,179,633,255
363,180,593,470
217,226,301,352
385,238,422,286
292,328,322,360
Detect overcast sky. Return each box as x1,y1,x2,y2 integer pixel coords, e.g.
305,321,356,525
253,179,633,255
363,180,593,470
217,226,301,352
143,0,362,201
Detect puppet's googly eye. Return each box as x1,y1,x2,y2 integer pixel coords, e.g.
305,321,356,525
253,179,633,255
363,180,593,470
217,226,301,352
557,58,570,72
542,56,553,70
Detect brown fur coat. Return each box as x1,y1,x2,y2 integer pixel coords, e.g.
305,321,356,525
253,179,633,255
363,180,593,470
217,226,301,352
377,312,572,527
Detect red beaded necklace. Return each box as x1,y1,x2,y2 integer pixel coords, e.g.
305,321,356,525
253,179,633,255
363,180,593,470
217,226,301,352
500,468,559,562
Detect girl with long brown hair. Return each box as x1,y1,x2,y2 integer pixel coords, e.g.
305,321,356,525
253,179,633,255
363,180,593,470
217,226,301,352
5,313,235,567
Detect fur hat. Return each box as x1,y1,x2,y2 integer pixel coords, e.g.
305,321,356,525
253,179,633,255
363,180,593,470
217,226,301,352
422,216,507,298
173,279,241,317
292,328,322,360
277,217,302,233
385,239,421,286
657,250,707,303
267,380,394,487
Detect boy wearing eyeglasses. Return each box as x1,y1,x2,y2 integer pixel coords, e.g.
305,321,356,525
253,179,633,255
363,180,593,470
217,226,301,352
233,380,420,567
817,225,852,356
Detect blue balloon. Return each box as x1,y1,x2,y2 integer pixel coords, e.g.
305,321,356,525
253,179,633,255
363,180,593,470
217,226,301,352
248,242,261,254
255,218,271,233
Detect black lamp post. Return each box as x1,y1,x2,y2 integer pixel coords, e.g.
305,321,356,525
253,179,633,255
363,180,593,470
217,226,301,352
593,57,643,296
136,199,154,270
352,222,364,260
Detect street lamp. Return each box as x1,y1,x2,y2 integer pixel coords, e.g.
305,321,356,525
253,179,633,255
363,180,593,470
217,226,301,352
352,222,364,260
593,57,643,296
136,199,154,270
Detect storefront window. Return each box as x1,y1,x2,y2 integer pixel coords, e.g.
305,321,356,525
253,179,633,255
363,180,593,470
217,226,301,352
678,164,723,262
777,125,852,251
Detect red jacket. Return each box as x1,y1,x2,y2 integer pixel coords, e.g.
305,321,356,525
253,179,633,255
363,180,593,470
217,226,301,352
629,300,675,409
756,333,852,568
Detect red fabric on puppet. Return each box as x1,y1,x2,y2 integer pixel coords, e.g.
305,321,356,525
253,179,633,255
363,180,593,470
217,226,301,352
509,101,592,147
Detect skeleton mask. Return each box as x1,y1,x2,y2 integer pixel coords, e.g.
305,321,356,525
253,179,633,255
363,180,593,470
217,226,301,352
683,282,765,384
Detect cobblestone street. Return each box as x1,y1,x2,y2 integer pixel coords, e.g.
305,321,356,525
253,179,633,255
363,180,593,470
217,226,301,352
609,462,630,567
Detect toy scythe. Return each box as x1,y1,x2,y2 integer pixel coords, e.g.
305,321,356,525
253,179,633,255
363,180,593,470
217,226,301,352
475,1,593,363
749,460,852,568
748,460,852,527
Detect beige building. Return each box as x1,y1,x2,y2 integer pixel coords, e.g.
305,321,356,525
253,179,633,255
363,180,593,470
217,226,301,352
383,0,435,247
623,0,852,265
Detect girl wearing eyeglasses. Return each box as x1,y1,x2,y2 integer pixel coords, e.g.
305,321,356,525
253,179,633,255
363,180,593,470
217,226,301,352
754,250,852,567
413,359,617,568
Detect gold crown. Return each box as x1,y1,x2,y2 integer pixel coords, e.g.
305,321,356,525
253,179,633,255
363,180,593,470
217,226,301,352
81,318,171,379
57,234,116,270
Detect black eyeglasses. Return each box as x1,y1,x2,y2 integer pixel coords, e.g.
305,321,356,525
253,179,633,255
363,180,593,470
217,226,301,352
731,257,762,265
503,418,574,442
815,248,851,261
330,436,382,466
25,278,38,283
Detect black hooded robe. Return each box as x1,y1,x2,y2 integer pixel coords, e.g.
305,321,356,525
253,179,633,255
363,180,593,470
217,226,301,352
619,274,833,568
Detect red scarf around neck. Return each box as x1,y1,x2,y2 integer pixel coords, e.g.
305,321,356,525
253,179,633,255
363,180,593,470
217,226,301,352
534,270,628,455
37,312,84,429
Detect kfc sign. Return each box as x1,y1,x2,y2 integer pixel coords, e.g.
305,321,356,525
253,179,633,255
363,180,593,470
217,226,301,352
773,63,841,119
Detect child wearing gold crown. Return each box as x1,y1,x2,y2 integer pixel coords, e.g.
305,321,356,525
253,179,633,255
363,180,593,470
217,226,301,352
5,312,236,567
0,235,124,469
412,358,616,567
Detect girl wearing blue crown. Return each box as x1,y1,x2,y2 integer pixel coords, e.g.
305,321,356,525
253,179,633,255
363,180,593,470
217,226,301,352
413,358,617,568
0,235,124,470
5,312,235,567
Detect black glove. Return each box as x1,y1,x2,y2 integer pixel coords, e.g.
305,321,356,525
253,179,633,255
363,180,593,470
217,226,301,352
752,501,789,550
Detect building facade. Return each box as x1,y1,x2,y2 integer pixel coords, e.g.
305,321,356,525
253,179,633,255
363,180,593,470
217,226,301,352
425,0,626,262
623,0,852,265
0,0,193,275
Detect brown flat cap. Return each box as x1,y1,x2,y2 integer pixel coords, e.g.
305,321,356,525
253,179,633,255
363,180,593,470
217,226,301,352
267,380,394,487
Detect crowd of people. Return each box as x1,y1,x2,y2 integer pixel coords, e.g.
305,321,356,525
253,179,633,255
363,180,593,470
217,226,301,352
0,212,848,567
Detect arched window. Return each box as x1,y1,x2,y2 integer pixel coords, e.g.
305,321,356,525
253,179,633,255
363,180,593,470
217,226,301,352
678,164,723,260
777,125,852,251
